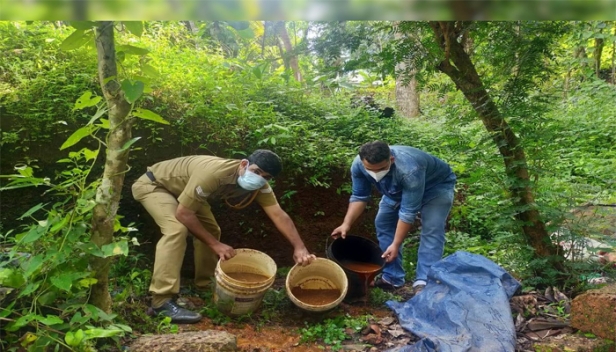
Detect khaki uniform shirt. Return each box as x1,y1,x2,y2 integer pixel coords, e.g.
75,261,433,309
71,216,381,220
148,156,278,211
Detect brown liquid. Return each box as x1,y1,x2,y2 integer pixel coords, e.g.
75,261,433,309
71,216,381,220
226,272,270,283
291,287,341,306
340,261,382,303
340,261,381,273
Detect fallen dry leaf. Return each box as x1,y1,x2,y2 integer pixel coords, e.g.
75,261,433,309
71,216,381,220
515,313,527,332
370,324,381,336
378,316,396,326
360,333,382,345
511,295,538,315
387,327,407,338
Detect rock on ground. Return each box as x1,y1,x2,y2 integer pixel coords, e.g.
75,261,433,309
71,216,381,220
130,331,237,352
570,283,616,341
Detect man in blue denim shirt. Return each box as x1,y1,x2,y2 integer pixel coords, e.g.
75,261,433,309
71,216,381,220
331,141,456,294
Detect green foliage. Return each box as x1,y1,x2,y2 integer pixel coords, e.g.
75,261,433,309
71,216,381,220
276,266,291,278
0,20,169,349
109,251,152,302
1,20,615,303
369,287,401,305
0,151,133,351
298,314,369,350
195,289,234,325
156,317,179,334
542,301,570,320
0,22,98,141
258,287,293,324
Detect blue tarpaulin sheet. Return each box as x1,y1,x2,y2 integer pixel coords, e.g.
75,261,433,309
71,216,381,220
386,251,521,352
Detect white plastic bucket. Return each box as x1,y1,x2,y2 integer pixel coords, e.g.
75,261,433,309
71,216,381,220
214,248,277,316
285,257,348,312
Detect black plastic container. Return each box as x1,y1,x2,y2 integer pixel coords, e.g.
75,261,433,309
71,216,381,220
326,235,385,300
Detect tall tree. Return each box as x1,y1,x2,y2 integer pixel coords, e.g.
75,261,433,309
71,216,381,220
272,21,302,82
89,21,133,312
381,21,570,272
594,27,605,78
423,21,563,268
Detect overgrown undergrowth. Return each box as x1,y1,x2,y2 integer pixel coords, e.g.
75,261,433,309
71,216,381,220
1,21,615,352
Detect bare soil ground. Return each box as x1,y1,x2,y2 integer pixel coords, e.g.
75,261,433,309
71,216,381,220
155,279,612,352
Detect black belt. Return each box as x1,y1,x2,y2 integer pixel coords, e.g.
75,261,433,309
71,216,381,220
145,170,156,182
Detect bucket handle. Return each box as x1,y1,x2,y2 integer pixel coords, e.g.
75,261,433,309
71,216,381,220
325,235,330,253
325,234,339,252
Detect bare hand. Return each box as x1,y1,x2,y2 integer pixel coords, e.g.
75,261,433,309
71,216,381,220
331,224,350,239
381,244,399,263
212,242,236,261
293,247,316,266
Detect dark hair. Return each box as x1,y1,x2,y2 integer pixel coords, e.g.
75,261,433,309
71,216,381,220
248,149,283,177
359,141,391,164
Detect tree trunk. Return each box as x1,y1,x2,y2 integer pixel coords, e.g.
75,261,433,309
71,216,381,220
594,34,605,78
393,24,420,118
428,22,562,268
461,28,474,55
89,21,133,312
182,21,197,34
274,21,301,82
395,65,420,118
575,46,588,65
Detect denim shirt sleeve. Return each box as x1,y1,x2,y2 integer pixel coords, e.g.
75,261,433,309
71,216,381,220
349,157,372,203
398,169,425,224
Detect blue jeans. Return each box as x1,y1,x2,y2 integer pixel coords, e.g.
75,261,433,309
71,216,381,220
375,189,454,286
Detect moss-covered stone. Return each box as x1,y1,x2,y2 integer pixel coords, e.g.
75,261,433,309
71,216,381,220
570,283,616,341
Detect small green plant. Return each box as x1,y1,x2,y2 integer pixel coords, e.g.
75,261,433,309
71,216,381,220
298,314,369,350
156,316,179,334
401,235,420,282
276,266,291,278
109,251,152,302
0,128,23,146
280,189,297,201
369,287,401,305
542,301,570,320
336,182,353,195
259,288,291,324
199,293,233,326
200,306,232,325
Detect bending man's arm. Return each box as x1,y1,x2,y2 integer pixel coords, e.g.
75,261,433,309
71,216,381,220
262,203,316,266
382,171,424,262
381,219,413,263
176,204,236,260
331,201,367,239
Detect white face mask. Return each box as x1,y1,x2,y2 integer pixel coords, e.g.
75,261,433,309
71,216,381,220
366,161,391,182
367,169,389,182
237,161,268,190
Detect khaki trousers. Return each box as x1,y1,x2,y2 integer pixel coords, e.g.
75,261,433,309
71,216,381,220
131,174,220,307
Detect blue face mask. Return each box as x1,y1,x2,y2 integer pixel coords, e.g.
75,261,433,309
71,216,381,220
237,161,268,190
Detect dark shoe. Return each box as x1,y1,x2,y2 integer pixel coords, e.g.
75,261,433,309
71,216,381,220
152,300,202,324
373,277,402,292
412,284,426,296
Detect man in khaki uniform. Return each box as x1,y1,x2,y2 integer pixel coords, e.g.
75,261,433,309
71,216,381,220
132,150,316,323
